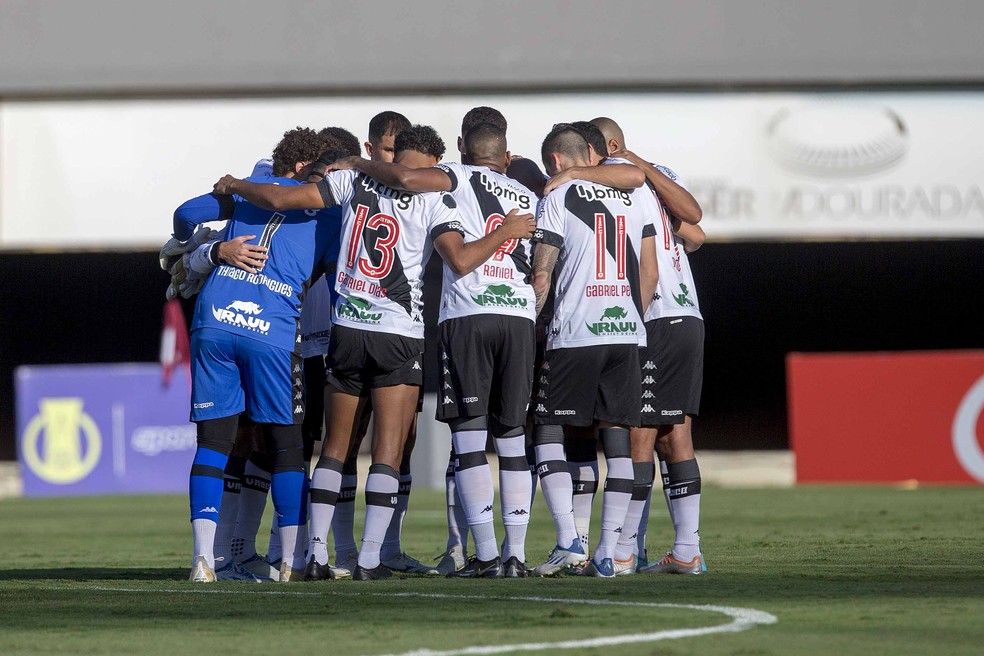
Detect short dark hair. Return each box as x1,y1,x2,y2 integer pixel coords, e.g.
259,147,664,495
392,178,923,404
271,127,329,177
461,106,507,136
463,122,507,160
541,124,590,167
368,111,411,142
571,121,608,160
394,124,446,159
318,127,361,158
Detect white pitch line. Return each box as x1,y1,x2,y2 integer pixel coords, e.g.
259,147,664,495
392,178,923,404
72,585,777,655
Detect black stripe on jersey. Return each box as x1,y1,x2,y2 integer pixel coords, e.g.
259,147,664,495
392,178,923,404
351,174,413,315
258,212,285,250
532,228,563,248
434,164,458,192
643,223,657,239
468,171,533,282
431,222,465,240
316,178,337,207
564,185,644,318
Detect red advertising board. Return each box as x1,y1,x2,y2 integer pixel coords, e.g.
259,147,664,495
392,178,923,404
787,351,984,484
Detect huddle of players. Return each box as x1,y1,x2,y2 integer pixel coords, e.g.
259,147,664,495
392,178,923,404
169,106,706,582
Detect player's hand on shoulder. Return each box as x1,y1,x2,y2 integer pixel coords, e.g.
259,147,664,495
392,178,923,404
325,156,366,172
218,235,268,274
543,169,574,196
213,175,239,195
500,208,536,240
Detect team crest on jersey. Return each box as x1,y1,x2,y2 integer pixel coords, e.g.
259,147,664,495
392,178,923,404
211,301,271,335
585,306,637,336
471,284,528,308
673,283,696,308
337,297,383,324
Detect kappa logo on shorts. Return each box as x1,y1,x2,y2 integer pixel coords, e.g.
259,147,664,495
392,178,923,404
211,301,271,335
294,391,303,401
643,361,656,370
193,402,214,409
642,390,655,399
294,404,303,414
535,404,546,413
444,382,452,390
586,306,637,336
463,397,479,403
642,376,656,385
662,409,684,416
443,366,450,375
443,396,453,404
442,352,448,360
554,409,576,416
411,361,422,371
642,404,655,413
542,362,550,371
537,389,547,398
293,364,302,373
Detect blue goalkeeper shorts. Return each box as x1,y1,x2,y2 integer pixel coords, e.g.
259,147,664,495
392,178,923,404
190,327,304,425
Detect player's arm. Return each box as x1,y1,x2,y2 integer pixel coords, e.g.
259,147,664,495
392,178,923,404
613,150,702,224
325,157,453,193
639,235,659,309
434,209,536,276
172,192,235,240
531,243,560,316
213,175,327,211
543,163,645,196
673,218,705,253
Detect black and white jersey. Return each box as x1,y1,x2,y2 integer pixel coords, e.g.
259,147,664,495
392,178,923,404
317,170,462,339
532,178,658,350
644,165,702,321
433,162,537,323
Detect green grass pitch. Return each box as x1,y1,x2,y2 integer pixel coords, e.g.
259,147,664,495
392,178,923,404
1,485,982,655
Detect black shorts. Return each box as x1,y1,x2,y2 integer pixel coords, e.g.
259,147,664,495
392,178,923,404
640,317,704,426
533,344,641,427
436,314,535,428
326,325,424,396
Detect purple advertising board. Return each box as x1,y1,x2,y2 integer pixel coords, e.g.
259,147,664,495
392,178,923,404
15,363,195,497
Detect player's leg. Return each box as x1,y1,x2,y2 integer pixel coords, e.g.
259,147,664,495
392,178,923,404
213,430,250,569
356,383,418,579
446,415,500,577
585,344,641,578
330,400,371,579
565,425,599,553
640,317,706,575
188,328,245,582
436,445,469,574
616,427,657,572
263,422,307,581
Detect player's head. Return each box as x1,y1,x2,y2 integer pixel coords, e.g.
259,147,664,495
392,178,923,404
459,106,507,156
366,111,412,162
571,120,609,165
541,123,591,176
590,117,626,156
462,122,509,172
318,126,362,158
394,124,446,169
271,127,329,178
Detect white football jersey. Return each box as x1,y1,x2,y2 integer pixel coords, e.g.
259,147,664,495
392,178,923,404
433,162,537,323
317,170,461,339
533,178,658,350
643,165,702,321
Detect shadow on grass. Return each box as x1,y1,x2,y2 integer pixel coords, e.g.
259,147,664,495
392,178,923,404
0,567,185,581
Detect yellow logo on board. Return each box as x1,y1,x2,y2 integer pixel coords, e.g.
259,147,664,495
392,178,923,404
21,398,102,484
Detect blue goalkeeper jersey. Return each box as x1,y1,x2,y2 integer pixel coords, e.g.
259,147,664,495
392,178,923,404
184,177,343,352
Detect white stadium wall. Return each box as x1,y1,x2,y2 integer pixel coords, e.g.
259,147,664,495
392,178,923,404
2,91,983,249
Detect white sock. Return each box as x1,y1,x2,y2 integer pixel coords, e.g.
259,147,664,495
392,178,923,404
569,459,598,551
267,513,282,563
615,461,655,562
192,518,217,569
381,470,412,560
358,465,400,569
666,459,702,561
534,441,578,548
231,458,271,561
453,429,497,560
496,434,531,562
594,428,633,562
445,450,469,552
332,471,358,558
279,524,303,570
307,457,343,566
